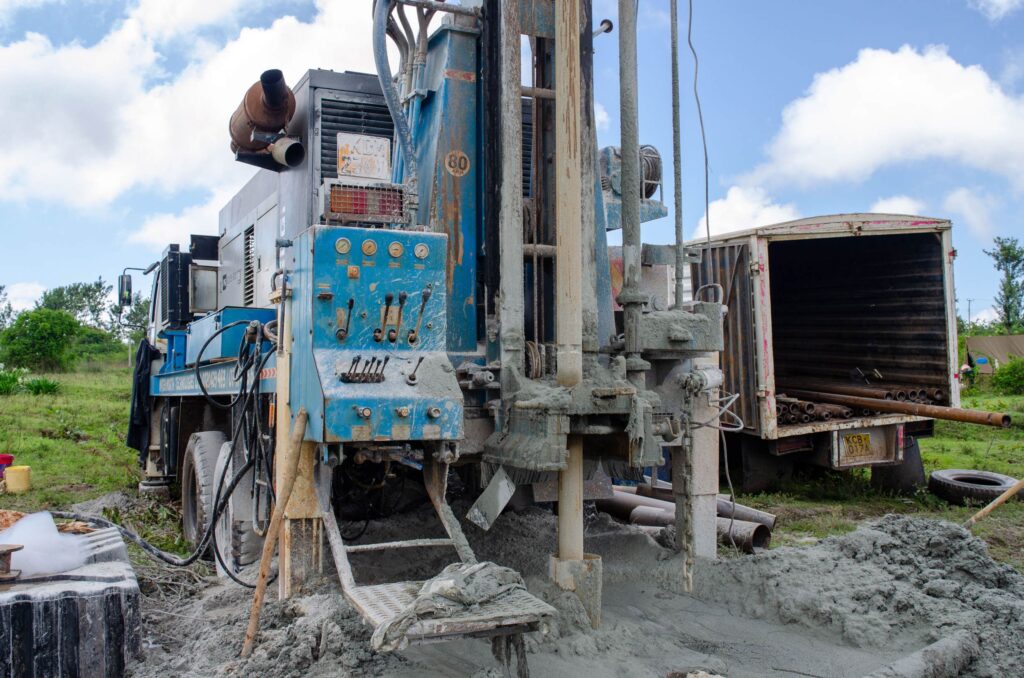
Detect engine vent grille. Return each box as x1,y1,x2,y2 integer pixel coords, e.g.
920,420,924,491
320,97,394,180
243,225,255,306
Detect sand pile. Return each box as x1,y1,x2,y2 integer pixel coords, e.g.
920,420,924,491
126,504,1024,677
695,515,1024,677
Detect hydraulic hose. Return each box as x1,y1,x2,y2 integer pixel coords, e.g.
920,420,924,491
373,0,419,192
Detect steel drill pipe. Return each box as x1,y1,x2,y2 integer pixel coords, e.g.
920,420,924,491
785,389,1012,428
716,518,771,553
780,380,895,400
622,486,778,530
629,507,771,553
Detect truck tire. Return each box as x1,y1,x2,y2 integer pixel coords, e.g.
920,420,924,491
872,436,926,494
928,468,1022,505
213,441,264,575
181,431,226,551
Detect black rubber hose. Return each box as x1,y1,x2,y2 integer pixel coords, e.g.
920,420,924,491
194,320,250,410
54,456,254,568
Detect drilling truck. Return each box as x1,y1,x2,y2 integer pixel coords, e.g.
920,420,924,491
120,0,725,657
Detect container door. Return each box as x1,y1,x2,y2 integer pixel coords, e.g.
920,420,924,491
691,243,760,435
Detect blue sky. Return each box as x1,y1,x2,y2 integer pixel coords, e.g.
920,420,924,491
0,0,1022,324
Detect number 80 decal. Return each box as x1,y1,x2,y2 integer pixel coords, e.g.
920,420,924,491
445,150,470,177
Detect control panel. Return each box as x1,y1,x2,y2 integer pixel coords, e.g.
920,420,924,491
291,225,463,444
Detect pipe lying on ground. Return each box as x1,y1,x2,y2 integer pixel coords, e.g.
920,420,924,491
628,507,771,553
628,506,769,553
715,517,771,553
595,488,673,521
626,484,778,530
861,630,979,678
785,389,1012,428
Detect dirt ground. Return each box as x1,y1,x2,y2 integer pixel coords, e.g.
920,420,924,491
126,501,1024,678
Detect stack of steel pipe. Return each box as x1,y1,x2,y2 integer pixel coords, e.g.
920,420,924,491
783,388,1012,428
595,485,775,553
777,394,854,424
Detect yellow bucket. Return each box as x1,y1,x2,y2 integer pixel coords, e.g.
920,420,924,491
5,465,31,494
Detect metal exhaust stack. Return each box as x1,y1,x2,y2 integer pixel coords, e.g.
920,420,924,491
229,68,304,169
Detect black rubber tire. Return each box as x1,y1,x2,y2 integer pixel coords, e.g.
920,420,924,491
181,431,226,551
872,436,926,494
213,441,263,573
928,468,1022,505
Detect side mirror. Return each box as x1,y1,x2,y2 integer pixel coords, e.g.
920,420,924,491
118,274,133,307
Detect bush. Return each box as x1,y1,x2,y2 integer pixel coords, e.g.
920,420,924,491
991,357,1024,395
74,326,126,361
0,308,79,372
0,366,21,395
22,377,60,395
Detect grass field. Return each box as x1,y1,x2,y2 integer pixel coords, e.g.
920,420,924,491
0,363,138,511
1,364,1022,569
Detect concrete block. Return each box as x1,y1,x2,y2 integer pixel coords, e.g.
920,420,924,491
0,527,141,677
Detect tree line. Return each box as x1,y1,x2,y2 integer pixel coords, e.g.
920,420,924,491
0,278,149,372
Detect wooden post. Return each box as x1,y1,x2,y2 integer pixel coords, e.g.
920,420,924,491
242,408,308,657
273,288,322,599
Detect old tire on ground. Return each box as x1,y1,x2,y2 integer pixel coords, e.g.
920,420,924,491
928,468,1022,505
181,431,226,552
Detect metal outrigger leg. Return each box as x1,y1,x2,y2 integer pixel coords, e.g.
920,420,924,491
319,457,554,674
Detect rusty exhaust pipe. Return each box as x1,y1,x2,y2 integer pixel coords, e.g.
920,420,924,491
230,68,298,153
269,137,305,168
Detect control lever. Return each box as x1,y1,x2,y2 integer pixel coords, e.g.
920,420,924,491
389,291,407,343
406,356,425,385
336,298,354,341
374,293,394,342
407,287,432,345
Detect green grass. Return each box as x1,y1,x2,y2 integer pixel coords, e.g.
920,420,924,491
740,392,1024,570
0,362,139,510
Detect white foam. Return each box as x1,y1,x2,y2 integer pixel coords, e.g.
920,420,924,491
0,511,89,576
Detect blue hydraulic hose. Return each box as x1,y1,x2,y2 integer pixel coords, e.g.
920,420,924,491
373,0,419,193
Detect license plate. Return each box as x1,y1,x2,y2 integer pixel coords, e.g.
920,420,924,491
843,433,873,458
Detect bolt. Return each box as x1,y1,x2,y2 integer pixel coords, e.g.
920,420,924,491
354,406,372,419
427,406,441,419
396,406,410,418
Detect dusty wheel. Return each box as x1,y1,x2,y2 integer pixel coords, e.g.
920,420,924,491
181,431,226,551
213,441,264,575
928,468,1022,505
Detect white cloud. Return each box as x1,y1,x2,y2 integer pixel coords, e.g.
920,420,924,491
128,0,251,41
943,187,997,239
870,195,927,215
0,0,382,223
748,45,1024,191
594,101,610,132
694,186,800,238
5,281,45,311
131,186,237,248
972,306,999,323
969,0,1024,20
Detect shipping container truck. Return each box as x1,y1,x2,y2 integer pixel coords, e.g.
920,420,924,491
689,214,959,491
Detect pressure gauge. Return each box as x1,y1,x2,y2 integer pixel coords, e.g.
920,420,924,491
335,237,351,254
388,241,404,258
414,243,429,259
361,239,378,256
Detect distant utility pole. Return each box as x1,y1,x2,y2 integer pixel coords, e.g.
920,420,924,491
967,299,976,325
